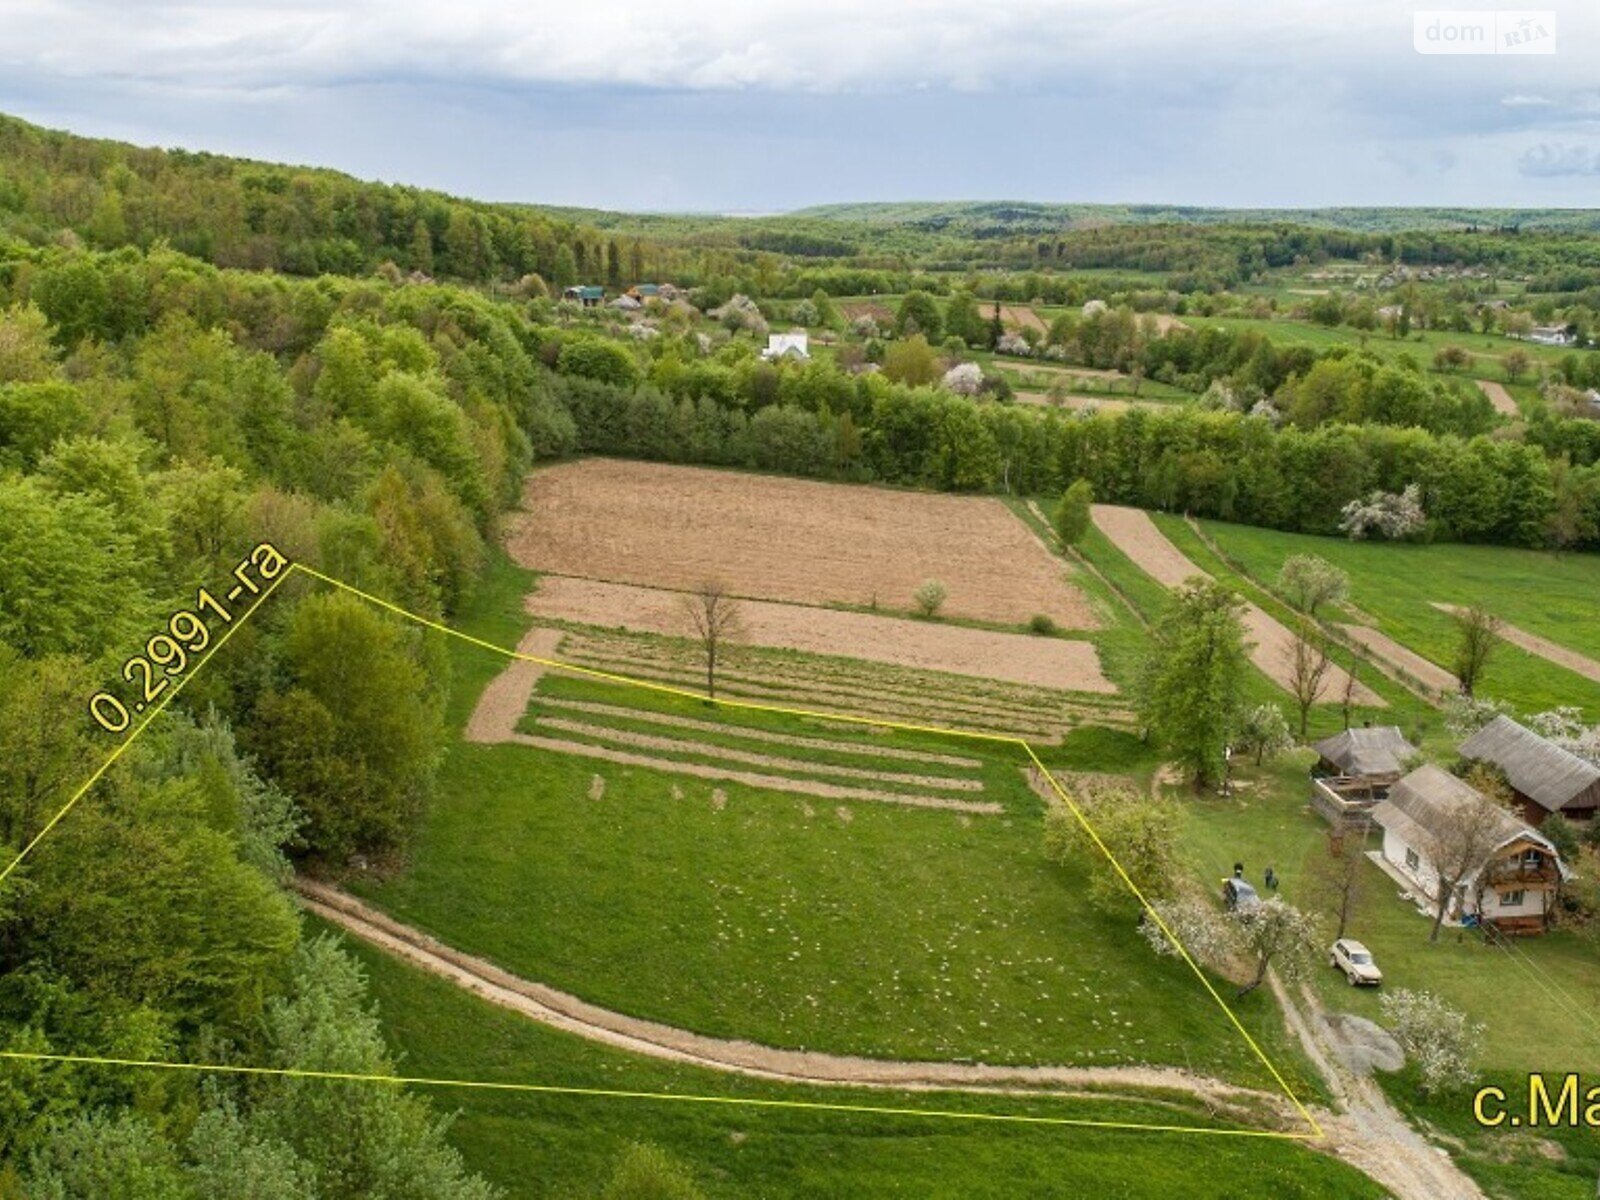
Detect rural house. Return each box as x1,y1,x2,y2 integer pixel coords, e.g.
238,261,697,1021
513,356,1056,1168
1371,764,1566,934
761,332,810,361
1459,715,1600,826
562,285,604,307
1308,726,1418,826
1525,324,1576,346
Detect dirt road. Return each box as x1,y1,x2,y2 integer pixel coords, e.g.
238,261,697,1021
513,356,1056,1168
1270,974,1485,1200
1090,506,1384,707
298,880,1289,1122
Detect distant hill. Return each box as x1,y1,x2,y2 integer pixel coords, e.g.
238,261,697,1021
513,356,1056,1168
788,200,1600,235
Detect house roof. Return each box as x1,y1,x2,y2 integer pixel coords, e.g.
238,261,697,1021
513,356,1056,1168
1459,715,1600,814
1312,726,1417,777
1372,764,1538,856
564,285,604,299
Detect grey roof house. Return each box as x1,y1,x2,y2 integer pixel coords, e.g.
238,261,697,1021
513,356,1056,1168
1460,715,1600,826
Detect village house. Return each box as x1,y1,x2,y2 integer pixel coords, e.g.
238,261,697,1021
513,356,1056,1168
761,332,810,361
1371,764,1566,935
1459,715,1600,826
1308,726,1419,826
1524,324,1576,347
562,285,604,307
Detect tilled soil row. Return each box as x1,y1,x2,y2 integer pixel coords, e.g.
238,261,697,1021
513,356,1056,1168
559,635,1131,727
530,716,987,792
555,652,1072,740
534,697,984,768
508,732,1004,813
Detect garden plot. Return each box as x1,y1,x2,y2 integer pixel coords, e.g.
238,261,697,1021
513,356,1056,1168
506,459,1097,629
1338,623,1458,697
1474,379,1519,417
524,576,1114,694
1090,505,1384,706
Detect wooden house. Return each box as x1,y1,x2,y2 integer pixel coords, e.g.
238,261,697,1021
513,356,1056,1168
1459,715,1600,826
1308,726,1418,826
1371,764,1566,935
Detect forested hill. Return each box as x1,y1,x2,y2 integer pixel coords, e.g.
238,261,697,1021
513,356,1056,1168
0,112,697,287
789,200,1600,235
9,111,1600,289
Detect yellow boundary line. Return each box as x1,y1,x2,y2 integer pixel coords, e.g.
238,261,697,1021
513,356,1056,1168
0,561,1324,1142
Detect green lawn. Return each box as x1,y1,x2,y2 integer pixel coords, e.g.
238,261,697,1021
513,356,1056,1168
1192,518,1600,720
332,921,1387,1200
348,552,1320,1098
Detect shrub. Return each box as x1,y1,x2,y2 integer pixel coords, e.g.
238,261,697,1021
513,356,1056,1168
1029,613,1056,635
912,579,948,618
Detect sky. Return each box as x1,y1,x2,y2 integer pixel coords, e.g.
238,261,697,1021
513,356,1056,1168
3,1,1600,211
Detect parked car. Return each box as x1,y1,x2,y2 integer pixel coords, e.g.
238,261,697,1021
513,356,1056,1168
1329,938,1383,987
1221,877,1260,912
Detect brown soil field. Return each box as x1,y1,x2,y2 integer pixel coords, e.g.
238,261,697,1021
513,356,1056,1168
1430,604,1600,683
524,575,1114,693
1338,624,1458,696
838,301,894,324
1014,392,1170,414
1145,313,1189,334
507,460,1098,630
1474,379,1520,418
1090,505,1384,706
997,304,1047,332
997,361,1125,381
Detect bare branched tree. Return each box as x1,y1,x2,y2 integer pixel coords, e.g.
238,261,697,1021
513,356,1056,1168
1307,829,1368,941
1286,621,1333,738
681,581,744,700
1416,790,1508,943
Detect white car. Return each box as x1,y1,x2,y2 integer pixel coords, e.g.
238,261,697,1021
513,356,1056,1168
1329,938,1383,987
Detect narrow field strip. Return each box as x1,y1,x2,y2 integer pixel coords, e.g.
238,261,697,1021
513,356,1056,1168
562,651,1119,730
1431,602,1600,683
1337,624,1458,696
1474,378,1520,417
1090,505,1384,706
563,626,1129,712
531,716,987,793
525,575,1115,692
465,627,564,743
299,880,1290,1125
506,733,1005,813
552,656,1073,740
559,636,1131,724
534,696,984,768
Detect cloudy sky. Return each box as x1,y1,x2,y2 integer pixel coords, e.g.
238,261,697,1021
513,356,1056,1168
3,1,1599,211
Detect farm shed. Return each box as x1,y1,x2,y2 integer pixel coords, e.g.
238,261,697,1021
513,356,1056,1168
1371,764,1565,935
1459,715,1600,826
1308,726,1418,827
562,285,604,307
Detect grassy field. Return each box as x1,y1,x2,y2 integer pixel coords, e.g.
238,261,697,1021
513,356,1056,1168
347,553,1323,1099
1190,517,1600,720
1196,316,1574,380
331,921,1387,1200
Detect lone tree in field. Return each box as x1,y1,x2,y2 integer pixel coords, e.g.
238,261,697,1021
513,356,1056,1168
1286,621,1334,738
912,579,948,619
1451,605,1501,697
1136,579,1251,789
1235,703,1293,766
1276,554,1349,619
1042,781,1179,908
681,581,744,701
1502,347,1531,383
1051,479,1094,548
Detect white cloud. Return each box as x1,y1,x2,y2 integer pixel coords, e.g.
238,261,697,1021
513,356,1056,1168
0,0,1421,95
